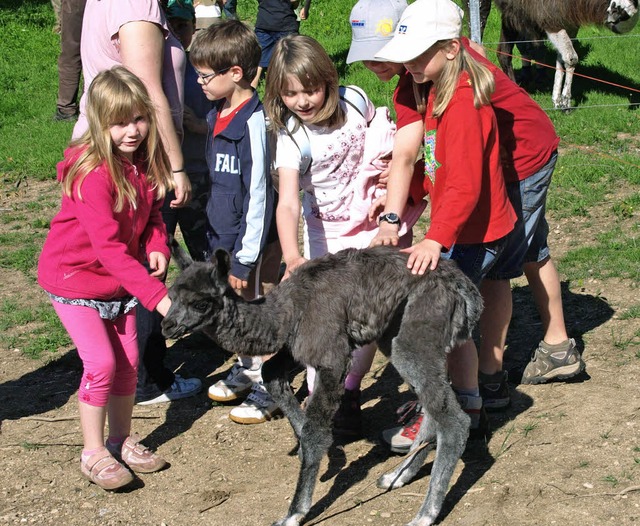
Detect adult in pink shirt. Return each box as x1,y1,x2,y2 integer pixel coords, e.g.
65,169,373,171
73,0,191,207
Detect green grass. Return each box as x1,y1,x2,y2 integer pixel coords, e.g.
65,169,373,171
1,299,70,358
0,0,72,182
558,225,640,281
0,0,639,359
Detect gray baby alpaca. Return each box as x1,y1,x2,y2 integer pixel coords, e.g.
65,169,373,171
162,245,483,526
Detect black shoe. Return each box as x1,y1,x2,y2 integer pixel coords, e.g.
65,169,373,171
479,370,510,411
332,388,362,438
53,109,78,122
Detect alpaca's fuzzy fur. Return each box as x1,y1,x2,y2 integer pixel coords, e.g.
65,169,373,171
162,245,483,526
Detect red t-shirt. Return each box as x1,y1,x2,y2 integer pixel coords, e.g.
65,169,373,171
214,97,252,136
462,37,559,182
421,72,516,249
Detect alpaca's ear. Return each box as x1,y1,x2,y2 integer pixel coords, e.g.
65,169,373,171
169,235,193,270
211,249,231,282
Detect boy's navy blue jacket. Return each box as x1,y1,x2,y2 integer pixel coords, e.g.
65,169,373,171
205,90,274,281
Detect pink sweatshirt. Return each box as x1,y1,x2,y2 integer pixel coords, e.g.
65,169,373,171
38,147,169,311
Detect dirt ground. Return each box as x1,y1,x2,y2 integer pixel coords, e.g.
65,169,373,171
1,179,639,526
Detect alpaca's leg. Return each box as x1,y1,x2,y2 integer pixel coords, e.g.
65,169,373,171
377,408,437,491
380,297,470,526
548,30,577,109
274,365,345,526
377,334,445,491
407,384,469,526
497,22,517,81
262,352,306,437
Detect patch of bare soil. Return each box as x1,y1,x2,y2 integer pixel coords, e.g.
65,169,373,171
1,179,639,526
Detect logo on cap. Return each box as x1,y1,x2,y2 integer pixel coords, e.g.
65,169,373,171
375,18,395,36
398,24,408,34
351,19,365,27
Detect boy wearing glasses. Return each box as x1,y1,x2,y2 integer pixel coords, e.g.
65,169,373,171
190,20,282,425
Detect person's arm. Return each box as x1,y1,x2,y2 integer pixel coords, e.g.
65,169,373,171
370,120,424,246
231,112,271,288
73,171,168,311
183,105,208,135
276,167,306,280
155,294,171,316
299,0,311,19
118,20,191,208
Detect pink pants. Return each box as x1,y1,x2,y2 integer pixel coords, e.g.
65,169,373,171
52,301,139,407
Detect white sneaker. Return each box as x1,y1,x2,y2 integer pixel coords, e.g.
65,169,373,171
208,362,263,402
136,375,202,405
228,383,281,424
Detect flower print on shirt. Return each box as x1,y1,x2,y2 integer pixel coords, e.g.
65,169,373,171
423,129,440,185
301,113,367,223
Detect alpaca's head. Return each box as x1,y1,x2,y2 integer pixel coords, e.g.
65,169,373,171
161,249,232,340
606,0,639,33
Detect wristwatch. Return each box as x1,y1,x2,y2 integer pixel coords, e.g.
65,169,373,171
378,212,401,225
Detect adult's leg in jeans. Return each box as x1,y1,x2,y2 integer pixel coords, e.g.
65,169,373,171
137,194,176,397
223,0,237,19
136,299,175,396
57,0,86,115
177,171,209,262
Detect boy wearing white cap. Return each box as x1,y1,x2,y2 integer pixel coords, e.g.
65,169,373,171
371,0,517,446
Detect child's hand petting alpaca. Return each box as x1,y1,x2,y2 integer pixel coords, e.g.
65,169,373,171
229,274,248,292
148,251,169,280
282,255,308,281
401,238,443,274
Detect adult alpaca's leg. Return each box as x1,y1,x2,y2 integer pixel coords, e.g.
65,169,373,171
548,29,578,109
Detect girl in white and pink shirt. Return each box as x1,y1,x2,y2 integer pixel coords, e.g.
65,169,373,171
263,34,423,435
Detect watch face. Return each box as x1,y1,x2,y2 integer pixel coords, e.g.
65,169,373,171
380,213,400,224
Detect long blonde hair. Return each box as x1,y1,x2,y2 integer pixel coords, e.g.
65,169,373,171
413,40,495,118
63,67,173,211
263,35,345,132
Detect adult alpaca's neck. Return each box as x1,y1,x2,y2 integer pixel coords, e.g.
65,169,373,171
204,292,293,358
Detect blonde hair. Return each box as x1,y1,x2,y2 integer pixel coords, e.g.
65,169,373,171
263,35,345,132
63,67,173,211
413,40,495,118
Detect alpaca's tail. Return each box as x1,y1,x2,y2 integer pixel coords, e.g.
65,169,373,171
449,279,484,350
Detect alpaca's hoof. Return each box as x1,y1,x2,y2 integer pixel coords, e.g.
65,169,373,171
377,471,408,490
405,516,436,526
553,96,572,111
272,512,304,526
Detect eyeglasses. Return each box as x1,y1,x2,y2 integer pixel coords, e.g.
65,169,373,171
195,67,231,84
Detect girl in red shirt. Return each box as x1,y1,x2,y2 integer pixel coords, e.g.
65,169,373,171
373,0,516,434
38,67,173,490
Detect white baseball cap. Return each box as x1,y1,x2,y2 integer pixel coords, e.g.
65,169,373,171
375,0,463,63
346,0,408,64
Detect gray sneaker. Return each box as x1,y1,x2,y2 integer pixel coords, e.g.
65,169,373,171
521,338,585,385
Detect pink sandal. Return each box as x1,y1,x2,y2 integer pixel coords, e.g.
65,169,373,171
80,448,133,490
107,433,167,474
